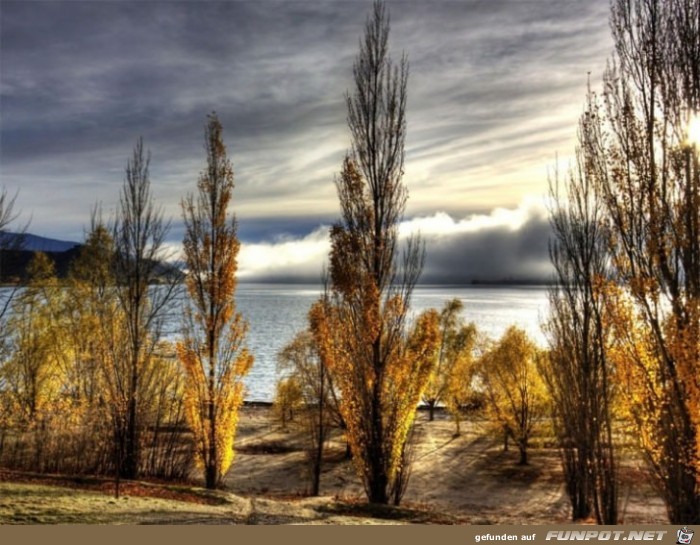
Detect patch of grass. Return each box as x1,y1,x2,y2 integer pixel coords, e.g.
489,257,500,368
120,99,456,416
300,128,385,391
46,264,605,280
0,482,245,524
0,469,230,505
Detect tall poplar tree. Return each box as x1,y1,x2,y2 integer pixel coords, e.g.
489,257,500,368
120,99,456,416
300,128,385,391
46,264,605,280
177,113,253,489
313,1,436,505
544,88,618,524
113,138,177,479
576,0,699,523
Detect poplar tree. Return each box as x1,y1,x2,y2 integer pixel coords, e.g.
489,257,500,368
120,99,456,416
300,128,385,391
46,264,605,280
311,0,436,505
544,88,618,524
177,113,253,489
113,138,177,479
578,0,699,523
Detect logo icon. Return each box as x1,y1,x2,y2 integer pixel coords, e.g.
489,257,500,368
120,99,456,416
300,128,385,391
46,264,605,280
677,527,694,545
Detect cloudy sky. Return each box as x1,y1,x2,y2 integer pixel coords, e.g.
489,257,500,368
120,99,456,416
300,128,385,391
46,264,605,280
0,0,614,283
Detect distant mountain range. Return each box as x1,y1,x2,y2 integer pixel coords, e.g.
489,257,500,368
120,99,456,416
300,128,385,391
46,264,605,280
0,232,181,283
0,232,82,282
7,232,80,253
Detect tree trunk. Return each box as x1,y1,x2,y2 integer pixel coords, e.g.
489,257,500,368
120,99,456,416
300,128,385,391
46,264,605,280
310,443,322,497
124,391,138,478
518,443,528,465
368,472,389,504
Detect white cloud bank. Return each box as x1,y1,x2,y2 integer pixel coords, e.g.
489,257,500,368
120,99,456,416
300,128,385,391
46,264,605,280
238,197,552,283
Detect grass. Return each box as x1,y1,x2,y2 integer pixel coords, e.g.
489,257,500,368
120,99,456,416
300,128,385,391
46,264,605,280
0,480,424,524
316,499,468,524
0,481,249,524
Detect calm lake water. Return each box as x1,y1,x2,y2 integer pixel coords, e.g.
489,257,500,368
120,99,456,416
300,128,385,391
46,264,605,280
2,283,550,402
234,284,549,401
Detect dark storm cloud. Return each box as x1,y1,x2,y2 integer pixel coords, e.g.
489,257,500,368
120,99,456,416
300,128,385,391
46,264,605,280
237,215,336,243
236,200,553,284
419,214,552,284
1,0,610,280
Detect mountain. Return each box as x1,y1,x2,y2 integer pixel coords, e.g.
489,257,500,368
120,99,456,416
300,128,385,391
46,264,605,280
0,232,80,253
21,233,80,253
0,231,183,284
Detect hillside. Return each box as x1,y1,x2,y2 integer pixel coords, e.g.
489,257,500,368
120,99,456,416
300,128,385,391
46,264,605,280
0,232,182,283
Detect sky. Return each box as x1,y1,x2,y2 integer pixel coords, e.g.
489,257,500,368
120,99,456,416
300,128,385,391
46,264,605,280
0,0,614,283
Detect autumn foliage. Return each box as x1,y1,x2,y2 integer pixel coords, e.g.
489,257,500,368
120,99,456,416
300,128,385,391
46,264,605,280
0,232,188,480
478,326,549,466
0,0,697,526
420,298,481,432
177,113,253,489
310,288,439,505
277,318,342,495
559,0,700,523
543,85,619,523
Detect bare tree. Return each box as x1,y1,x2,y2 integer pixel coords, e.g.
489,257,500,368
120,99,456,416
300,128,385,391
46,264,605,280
544,86,618,523
0,188,26,318
113,138,178,479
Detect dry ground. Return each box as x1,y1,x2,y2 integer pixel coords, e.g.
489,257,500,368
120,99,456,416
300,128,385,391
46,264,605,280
227,406,667,524
0,405,668,524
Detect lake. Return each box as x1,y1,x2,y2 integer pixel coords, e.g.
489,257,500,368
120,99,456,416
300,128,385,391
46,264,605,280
233,284,549,401
1,283,550,402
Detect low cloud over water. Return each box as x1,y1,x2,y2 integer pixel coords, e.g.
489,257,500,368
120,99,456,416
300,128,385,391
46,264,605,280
238,198,552,284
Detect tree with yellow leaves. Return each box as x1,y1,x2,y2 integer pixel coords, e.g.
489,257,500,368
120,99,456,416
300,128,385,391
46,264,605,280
2,253,61,425
0,252,82,471
421,298,480,428
277,320,339,496
312,284,439,505
422,299,460,421
443,321,481,437
69,221,186,481
576,0,699,523
479,326,549,466
273,375,304,430
177,113,253,489
310,0,439,506
66,221,117,408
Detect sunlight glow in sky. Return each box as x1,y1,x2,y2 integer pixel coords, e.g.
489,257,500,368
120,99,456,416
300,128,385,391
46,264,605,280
0,0,614,282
